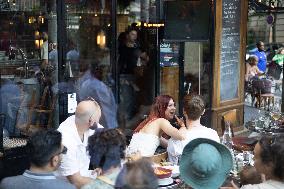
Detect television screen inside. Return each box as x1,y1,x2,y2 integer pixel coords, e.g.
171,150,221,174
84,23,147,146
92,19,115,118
164,0,210,41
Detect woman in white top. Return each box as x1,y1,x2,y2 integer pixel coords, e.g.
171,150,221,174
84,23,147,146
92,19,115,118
127,95,186,157
167,94,220,163
223,135,284,189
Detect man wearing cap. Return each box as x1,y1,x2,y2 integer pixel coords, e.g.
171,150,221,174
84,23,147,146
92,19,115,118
179,138,233,189
56,100,103,189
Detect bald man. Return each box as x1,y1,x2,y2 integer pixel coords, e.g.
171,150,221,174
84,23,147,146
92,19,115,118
56,100,103,188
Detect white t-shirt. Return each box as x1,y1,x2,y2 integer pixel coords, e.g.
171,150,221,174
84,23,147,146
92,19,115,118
167,125,220,163
56,115,103,178
241,180,284,189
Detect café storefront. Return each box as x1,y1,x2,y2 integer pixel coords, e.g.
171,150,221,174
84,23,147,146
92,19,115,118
0,0,247,179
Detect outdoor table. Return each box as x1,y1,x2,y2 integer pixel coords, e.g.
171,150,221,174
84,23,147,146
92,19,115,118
159,180,180,189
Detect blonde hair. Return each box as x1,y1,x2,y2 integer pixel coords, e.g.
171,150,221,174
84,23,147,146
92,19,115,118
248,55,258,66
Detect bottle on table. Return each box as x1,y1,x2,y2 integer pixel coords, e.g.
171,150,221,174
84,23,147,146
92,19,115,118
222,121,239,172
222,121,233,149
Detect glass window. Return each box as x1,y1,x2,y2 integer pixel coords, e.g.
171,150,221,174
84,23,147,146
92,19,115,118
0,0,58,136
117,0,157,129
62,0,118,129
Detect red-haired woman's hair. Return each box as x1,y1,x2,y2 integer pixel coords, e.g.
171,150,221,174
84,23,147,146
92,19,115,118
134,95,173,132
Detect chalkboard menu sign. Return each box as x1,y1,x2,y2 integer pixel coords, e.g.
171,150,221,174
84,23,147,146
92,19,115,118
0,0,10,11
220,0,241,101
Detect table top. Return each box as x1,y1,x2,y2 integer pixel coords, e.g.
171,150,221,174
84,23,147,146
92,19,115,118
245,112,284,134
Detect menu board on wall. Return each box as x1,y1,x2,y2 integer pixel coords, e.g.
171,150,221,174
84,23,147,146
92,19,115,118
220,0,241,101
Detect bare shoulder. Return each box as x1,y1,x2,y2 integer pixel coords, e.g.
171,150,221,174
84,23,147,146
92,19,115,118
155,118,169,123
154,118,171,126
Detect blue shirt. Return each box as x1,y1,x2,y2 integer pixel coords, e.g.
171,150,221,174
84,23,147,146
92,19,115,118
254,50,267,72
79,77,118,129
0,170,76,189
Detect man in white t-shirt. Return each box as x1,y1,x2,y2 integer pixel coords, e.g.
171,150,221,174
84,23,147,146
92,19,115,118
167,95,220,163
57,99,103,188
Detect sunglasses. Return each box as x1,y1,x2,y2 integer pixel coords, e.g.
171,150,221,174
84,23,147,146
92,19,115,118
57,146,68,155
85,96,95,101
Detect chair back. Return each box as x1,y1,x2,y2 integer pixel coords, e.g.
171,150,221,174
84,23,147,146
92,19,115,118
252,79,272,94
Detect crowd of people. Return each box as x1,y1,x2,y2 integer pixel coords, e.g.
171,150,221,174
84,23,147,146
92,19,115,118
0,93,283,189
246,40,284,85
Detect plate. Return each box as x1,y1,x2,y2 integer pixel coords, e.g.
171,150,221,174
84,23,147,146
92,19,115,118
163,165,180,178
158,177,173,186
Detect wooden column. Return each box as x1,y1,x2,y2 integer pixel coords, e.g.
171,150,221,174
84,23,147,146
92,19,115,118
212,0,248,135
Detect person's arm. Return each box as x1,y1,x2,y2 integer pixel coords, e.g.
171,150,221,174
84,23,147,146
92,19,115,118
67,172,94,189
245,63,250,81
255,67,264,75
272,54,280,62
160,136,168,148
159,118,186,140
58,143,95,189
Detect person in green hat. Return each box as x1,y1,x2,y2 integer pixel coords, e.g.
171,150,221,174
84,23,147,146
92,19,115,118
179,138,233,189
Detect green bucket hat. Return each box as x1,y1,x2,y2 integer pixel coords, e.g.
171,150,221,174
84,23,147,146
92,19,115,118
179,138,233,189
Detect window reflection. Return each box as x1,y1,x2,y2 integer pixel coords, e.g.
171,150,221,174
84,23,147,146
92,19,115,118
117,0,156,129
0,0,58,136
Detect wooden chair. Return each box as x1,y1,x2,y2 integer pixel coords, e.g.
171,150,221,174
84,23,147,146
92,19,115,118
256,93,274,111
23,86,57,135
252,80,275,110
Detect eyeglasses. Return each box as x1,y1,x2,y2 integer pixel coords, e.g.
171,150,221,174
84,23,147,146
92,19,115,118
58,146,67,155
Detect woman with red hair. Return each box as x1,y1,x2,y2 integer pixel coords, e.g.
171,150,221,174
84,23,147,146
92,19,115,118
127,95,186,157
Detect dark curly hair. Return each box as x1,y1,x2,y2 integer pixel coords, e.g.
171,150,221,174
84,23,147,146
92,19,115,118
88,128,126,171
258,135,284,180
